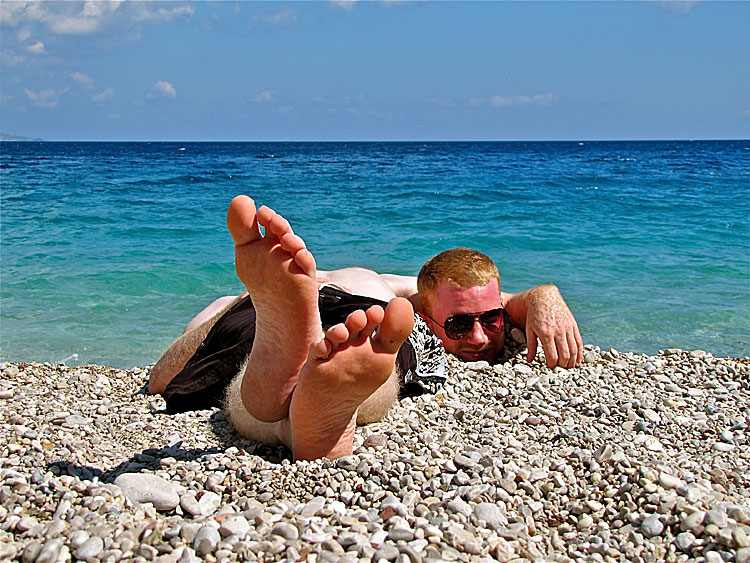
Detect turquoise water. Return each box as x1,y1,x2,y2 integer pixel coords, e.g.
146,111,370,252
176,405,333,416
1,141,748,368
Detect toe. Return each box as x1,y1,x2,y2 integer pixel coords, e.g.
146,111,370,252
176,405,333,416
373,298,414,354
343,310,368,339
325,324,350,347
293,248,317,277
279,233,306,254
267,212,293,239
360,305,385,339
227,196,261,246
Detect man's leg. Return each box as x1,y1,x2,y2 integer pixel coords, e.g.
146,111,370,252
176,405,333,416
148,294,244,395
183,294,244,335
227,195,322,423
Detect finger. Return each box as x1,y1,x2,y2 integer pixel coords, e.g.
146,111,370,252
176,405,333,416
526,326,538,363
539,332,558,369
565,331,578,369
552,333,569,369
574,324,584,364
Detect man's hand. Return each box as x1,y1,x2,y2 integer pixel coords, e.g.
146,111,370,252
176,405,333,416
511,285,583,369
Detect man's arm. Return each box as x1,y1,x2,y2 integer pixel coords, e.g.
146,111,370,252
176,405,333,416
503,285,583,369
379,274,420,310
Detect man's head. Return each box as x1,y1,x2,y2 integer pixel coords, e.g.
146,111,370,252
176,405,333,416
417,248,506,362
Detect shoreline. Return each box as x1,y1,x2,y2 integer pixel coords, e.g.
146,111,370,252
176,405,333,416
1,346,749,562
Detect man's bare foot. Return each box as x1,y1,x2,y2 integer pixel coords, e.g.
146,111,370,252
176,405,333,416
289,297,414,461
226,195,321,422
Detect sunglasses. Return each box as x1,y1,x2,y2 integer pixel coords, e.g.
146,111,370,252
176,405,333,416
425,307,507,341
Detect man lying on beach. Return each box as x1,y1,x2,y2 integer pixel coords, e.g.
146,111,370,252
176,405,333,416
148,195,582,461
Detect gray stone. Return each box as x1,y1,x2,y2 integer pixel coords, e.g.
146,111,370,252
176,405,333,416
114,473,180,511
179,546,200,563
641,514,664,537
735,526,750,548
219,515,250,538
362,434,387,448
388,527,414,542
658,472,683,489
74,536,104,560
21,542,41,563
736,547,750,563
583,351,599,364
180,492,202,517
446,497,472,517
474,502,508,529
705,509,728,528
271,522,299,541
675,531,695,551
193,525,220,556
577,514,594,530
593,444,613,463
300,496,326,517
69,531,89,550
681,510,706,532
198,491,222,516
335,455,360,471
453,452,481,469
35,539,64,563
373,543,400,561
513,364,533,375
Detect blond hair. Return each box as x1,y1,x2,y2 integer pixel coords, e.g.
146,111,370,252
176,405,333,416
417,248,500,314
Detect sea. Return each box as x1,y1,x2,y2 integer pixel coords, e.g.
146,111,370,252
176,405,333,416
1,141,748,369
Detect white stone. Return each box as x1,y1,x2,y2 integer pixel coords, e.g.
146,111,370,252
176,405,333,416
114,473,180,511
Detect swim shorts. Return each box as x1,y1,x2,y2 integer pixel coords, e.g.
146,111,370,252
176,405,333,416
162,286,446,414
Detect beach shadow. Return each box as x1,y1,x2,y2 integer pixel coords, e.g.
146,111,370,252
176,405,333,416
47,427,292,484
47,387,294,482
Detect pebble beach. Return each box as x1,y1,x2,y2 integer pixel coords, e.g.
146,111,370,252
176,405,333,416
1,345,748,563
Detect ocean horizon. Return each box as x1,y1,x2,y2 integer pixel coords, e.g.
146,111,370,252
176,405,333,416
1,140,748,368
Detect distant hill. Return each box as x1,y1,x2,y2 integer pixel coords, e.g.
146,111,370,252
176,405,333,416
0,132,44,141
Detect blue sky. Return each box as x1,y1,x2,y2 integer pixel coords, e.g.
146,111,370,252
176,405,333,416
1,1,748,141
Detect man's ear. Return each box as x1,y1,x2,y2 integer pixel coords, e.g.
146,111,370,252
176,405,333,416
417,311,435,332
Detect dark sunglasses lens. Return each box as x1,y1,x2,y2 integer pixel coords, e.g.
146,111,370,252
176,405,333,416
480,309,505,332
444,315,474,340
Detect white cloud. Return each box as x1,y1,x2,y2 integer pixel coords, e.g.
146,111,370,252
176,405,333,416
330,1,357,11
429,98,454,107
659,1,702,15
24,87,68,108
92,87,115,103
0,49,27,67
255,9,297,26
253,91,275,102
1,1,193,36
70,71,94,88
490,93,559,107
153,80,177,99
130,4,195,23
26,41,46,54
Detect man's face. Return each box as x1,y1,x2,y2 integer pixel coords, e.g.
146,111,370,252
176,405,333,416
423,278,506,363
